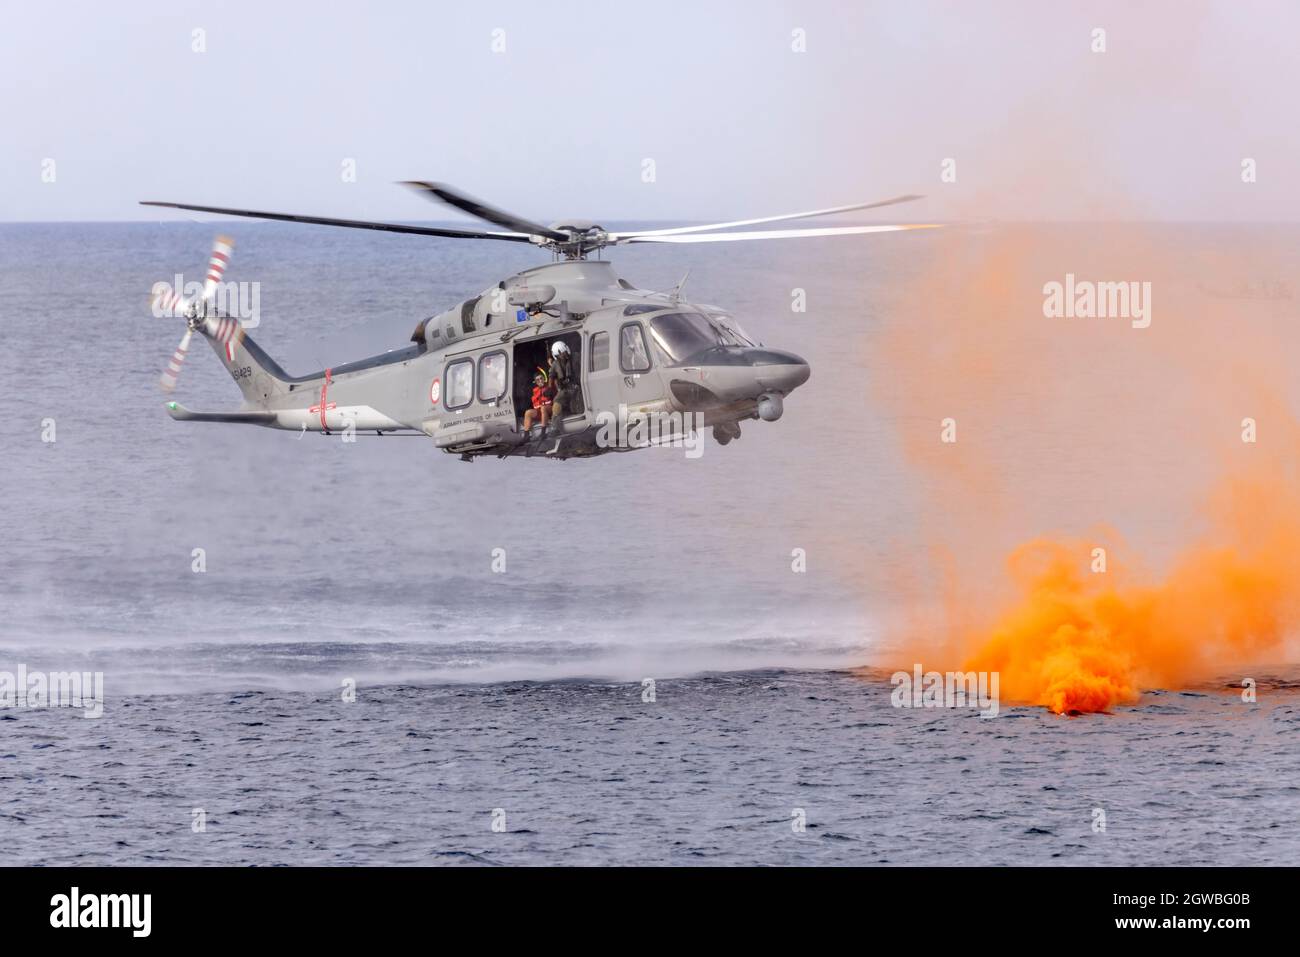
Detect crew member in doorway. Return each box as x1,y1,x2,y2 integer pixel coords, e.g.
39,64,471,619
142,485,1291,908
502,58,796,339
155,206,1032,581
522,368,554,435
548,340,576,422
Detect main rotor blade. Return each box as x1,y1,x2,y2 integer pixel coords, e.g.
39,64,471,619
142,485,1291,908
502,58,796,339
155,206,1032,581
610,195,925,239
401,181,569,242
619,223,942,244
139,201,533,242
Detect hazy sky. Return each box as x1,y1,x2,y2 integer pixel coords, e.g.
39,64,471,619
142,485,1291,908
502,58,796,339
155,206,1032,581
3,0,1297,223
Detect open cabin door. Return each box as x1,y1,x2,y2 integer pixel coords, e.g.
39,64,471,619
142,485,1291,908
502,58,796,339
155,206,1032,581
511,331,585,431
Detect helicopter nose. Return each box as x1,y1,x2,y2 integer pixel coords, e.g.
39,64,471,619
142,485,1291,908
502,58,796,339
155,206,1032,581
748,349,811,393
667,347,811,413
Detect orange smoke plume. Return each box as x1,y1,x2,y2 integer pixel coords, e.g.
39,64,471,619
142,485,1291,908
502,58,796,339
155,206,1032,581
863,225,1300,713
840,3,1300,712
965,470,1300,713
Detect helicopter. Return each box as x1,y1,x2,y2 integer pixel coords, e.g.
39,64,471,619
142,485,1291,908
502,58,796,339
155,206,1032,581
143,182,936,460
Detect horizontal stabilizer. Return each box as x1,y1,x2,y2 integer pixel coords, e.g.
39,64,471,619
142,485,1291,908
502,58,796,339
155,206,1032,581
165,402,277,426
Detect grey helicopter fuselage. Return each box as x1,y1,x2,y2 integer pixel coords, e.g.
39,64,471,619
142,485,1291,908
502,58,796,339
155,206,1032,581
173,258,810,460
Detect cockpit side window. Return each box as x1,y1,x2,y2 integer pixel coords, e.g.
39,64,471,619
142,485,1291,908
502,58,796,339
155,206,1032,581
619,323,652,373
445,358,474,409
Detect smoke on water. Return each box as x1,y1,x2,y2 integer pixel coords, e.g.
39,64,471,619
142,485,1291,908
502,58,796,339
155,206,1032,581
864,224,1300,713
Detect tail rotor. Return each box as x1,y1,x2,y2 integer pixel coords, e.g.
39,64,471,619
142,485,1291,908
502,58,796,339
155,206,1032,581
154,235,234,393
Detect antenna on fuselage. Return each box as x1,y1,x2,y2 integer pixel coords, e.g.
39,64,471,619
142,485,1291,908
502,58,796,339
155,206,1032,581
670,270,690,304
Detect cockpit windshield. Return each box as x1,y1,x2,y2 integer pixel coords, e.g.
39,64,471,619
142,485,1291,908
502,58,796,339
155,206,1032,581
649,311,754,361
649,313,717,361
707,312,759,347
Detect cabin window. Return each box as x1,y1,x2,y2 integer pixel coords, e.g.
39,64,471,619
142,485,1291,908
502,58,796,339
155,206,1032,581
619,323,651,373
590,332,609,372
478,351,507,402
445,359,473,409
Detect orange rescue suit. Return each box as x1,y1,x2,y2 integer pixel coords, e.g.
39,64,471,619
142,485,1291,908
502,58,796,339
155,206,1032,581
531,383,555,409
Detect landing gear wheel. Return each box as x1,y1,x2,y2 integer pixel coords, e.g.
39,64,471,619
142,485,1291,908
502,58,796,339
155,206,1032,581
713,422,741,446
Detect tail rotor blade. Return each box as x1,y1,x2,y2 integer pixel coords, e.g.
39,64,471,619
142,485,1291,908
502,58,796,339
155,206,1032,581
202,235,234,302
153,283,190,317
160,327,194,393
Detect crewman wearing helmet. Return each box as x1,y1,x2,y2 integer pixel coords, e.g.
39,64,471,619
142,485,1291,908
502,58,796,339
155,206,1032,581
547,340,577,423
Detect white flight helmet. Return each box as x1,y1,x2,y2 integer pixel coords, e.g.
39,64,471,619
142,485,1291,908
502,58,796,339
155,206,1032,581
551,341,570,358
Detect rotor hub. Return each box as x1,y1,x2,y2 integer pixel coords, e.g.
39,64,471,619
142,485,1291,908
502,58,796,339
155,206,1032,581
546,222,609,260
